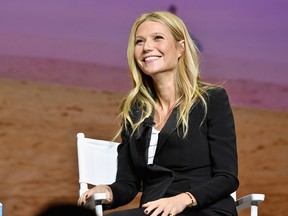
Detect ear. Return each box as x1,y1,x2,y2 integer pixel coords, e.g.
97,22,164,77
177,40,185,58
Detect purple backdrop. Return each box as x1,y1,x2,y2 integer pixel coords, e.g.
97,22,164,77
0,0,287,110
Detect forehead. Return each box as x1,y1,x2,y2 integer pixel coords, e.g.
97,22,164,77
135,20,172,37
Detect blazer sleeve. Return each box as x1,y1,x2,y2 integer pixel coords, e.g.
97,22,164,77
104,126,141,209
188,87,239,207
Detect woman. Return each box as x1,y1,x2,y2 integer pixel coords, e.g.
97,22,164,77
78,11,239,216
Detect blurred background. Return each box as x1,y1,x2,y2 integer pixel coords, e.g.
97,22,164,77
1,0,287,110
0,1,287,216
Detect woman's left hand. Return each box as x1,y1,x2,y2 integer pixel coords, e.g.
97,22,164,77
142,193,191,216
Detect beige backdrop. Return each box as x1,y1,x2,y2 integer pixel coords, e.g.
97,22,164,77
0,78,287,216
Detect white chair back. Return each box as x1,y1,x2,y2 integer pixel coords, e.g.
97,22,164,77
77,133,119,196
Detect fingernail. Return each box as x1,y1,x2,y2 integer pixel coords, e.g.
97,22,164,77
144,210,148,215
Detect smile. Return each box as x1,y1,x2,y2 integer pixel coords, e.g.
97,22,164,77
143,56,161,62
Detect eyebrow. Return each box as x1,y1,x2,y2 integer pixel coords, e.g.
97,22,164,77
135,32,166,38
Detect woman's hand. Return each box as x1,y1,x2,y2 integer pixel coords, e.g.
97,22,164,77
77,184,113,206
142,193,191,216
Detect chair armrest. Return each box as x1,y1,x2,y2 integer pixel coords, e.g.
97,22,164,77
93,193,106,216
84,193,106,209
84,193,106,216
236,193,265,212
93,193,107,204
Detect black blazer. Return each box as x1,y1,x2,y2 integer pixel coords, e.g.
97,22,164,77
108,87,239,215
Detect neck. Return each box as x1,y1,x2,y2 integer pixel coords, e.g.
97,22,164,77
153,82,177,131
154,77,177,111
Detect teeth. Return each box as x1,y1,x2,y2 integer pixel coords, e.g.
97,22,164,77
144,56,160,62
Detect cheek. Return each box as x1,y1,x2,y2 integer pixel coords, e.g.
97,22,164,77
166,47,181,61
134,47,141,59
133,53,143,68
162,43,178,56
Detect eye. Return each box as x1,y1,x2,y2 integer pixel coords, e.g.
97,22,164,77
135,38,144,45
154,35,164,40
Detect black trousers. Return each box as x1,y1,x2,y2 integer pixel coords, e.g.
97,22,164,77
105,207,234,216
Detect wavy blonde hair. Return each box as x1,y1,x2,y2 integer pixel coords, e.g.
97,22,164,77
116,11,213,138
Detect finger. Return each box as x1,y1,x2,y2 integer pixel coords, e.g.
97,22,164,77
150,208,163,216
142,202,155,215
165,212,176,216
142,201,151,208
105,196,112,204
78,196,85,206
143,205,154,215
78,192,90,206
143,208,149,215
148,204,164,216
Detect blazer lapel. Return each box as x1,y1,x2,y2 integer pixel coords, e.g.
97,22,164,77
155,108,178,156
130,115,154,167
130,99,201,167
155,99,201,156
133,114,154,140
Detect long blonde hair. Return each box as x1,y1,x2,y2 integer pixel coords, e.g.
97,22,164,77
116,11,213,138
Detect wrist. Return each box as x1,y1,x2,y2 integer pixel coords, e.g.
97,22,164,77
185,192,197,207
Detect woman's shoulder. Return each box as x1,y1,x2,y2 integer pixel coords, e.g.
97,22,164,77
205,86,228,99
203,86,233,118
199,85,231,109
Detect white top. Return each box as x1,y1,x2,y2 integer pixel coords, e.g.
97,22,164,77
147,127,160,164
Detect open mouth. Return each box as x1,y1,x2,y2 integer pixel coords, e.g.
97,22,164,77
143,56,161,62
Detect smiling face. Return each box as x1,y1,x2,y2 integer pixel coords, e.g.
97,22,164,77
134,21,184,77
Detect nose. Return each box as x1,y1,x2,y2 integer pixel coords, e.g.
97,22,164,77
143,39,153,51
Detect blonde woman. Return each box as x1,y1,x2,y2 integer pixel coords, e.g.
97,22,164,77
79,11,239,216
